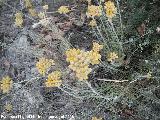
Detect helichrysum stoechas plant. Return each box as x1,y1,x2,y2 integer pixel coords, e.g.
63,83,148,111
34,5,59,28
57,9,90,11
92,116,103,120
65,42,103,81
45,71,62,87
0,76,13,93
104,1,117,19
36,58,55,76
15,12,23,27
86,5,102,17
57,6,70,14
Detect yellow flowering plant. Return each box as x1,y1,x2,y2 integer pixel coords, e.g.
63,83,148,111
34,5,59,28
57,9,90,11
0,76,13,93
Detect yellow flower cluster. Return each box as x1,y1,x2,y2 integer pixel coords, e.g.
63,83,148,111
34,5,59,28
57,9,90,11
92,42,103,52
0,76,13,93
43,5,49,10
36,58,55,76
38,12,46,19
58,6,70,14
89,19,97,27
65,42,103,81
87,5,102,17
92,116,102,120
4,104,12,112
24,0,38,17
107,52,118,62
89,42,103,65
28,8,37,17
45,71,62,87
15,12,23,27
104,1,117,19
24,0,33,8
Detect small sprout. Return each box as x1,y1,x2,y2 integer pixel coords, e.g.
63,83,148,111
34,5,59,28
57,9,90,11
0,76,13,93
45,71,62,87
15,12,23,27
36,58,55,76
107,52,118,62
57,6,70,14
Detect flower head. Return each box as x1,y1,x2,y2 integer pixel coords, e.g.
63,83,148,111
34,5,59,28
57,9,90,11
0,76,13,93
89,19,97,27
24,0,32,8
4,104,12,112
58,6,70,14
104,1,117,19
92,116,103,120
43,5,49,10
36,58,55,76
66,49,92,81
38,12,46,19
65,48,81,63
92,42,103,52
89,51,101,65
45,71,62,87
107,52,118,62
15,12,23,27
75,66,92,81
87,5,102,17
28,8,37,17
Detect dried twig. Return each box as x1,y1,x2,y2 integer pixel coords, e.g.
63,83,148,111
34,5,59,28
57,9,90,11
97,78,129,83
